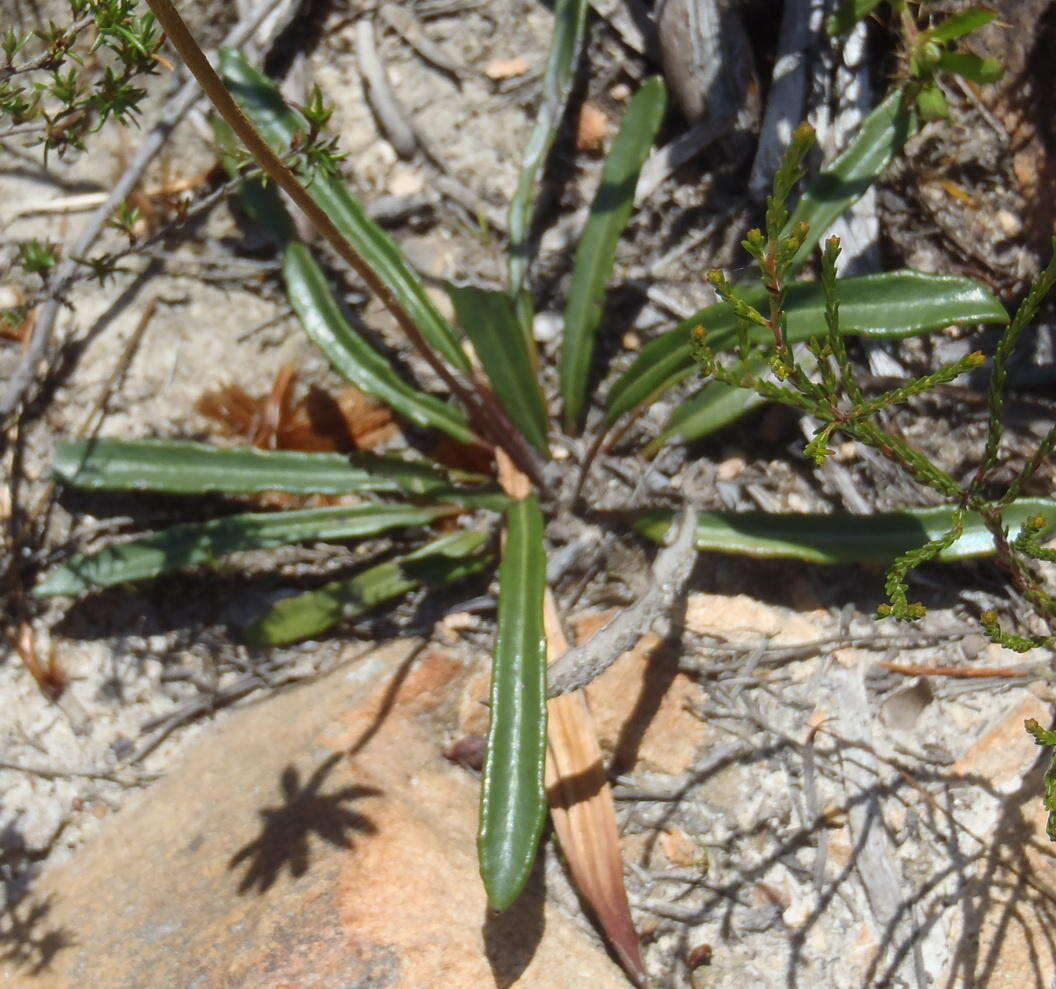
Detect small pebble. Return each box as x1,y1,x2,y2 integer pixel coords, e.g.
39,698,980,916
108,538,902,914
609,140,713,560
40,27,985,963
717,456,745,481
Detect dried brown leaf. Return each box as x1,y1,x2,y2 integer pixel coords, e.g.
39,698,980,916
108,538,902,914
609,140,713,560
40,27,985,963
197,365,397,453
544,593,645,986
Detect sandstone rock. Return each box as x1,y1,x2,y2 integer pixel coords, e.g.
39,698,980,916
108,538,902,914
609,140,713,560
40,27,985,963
570,610,709,776
939,693,1056,985
0,642,625,986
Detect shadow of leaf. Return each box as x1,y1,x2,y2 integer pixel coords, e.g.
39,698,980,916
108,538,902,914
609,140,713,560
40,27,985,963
0,893,75,976
228,752,381,894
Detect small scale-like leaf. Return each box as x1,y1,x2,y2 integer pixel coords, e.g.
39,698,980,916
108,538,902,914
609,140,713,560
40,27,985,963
479,495,548,910
605,270,1007,425
561,76,667,432
245,530,492,645
219,49,469,372
634,499,1056,565
926,7,997,42
786,87,918,272
36,504,451,596
447,285,550,455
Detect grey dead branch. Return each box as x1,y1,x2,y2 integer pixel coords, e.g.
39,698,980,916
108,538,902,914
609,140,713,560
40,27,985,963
547,506,697,696
355,16,420,160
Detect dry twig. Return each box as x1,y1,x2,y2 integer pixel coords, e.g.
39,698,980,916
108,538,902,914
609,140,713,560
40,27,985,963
547,505,697,696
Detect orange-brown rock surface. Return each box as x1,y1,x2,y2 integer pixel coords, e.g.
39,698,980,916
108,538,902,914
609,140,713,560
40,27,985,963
1,642,625,986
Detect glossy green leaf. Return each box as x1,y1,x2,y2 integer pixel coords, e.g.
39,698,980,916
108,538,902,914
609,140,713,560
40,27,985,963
561,76,667,432
479,495,548,910
54,438,493,501
347,452,510,512
605,270,1007,425
927,7,996,42
643,348,818,451
213,114,475,444
916,82,951,121
447,285,550,455
245,530,492,645
282,239,476,444
635,499,1056,565
786,88,918,272
36,504,451,596
827,0,883,35
936,50,1002,84
508,0,589,299
644,380,765,453
219,49,469,372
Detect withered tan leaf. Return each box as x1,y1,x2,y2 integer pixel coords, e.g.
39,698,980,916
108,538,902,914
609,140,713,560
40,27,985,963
543,592,645,986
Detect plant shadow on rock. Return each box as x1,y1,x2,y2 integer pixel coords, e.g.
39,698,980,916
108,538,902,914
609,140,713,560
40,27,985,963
0,890,73,975
0,817,75,976
922,749,1056,989
0,888,74,977
482,849,546,989
228,752,380,895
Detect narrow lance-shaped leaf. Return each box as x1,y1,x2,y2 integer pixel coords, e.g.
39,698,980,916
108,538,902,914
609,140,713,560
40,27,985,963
605,269,1008,424
935,51,1002,85
479,495,548,909
508,0,589,300
245,530,492,646
926,7,997,43
785,87,918,272
447,285,550,456
644,349,819,451
634,499,1056,565
36,504,452,596
348,452,510,512
607,87,924,426
218,49,469,373
282,238,477,444
53,438,490,497
209,114,478,445
561,76,667,432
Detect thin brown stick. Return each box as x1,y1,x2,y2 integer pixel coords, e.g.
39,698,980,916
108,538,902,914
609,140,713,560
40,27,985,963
877,660,1044,680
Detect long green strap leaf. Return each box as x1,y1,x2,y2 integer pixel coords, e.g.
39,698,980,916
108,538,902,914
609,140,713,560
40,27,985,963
218,49,469,372
635,499,1056,565
508,0,589,299
561,76,667,432
36,504,450,596
245,530,492,645
479,495,548,910
605,270,1007,424
347,452,510,512
786,87,918,272
54,438,486,498
447,285,550,455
